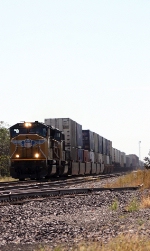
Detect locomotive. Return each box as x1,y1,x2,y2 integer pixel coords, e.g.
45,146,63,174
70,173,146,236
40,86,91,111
10,121,67,180
9,120,108,180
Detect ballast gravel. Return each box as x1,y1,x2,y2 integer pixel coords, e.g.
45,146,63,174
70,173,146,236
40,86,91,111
0,184,150,250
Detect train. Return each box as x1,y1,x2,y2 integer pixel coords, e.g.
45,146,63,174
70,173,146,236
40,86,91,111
9,118,143,180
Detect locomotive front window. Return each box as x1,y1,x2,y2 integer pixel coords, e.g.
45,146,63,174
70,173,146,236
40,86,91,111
28,127,47,137
10,127,47,137
10,128,28,137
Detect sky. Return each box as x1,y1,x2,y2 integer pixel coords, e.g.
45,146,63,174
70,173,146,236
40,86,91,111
0,0,150,160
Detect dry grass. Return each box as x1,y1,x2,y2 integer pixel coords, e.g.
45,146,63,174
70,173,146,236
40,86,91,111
125,198,139,212
36,234,150,251
0,176,17,182
105,169,150,189
141,195,150,208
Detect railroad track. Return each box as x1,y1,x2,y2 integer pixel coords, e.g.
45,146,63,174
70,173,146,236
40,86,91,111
0,185,140,205
0,172,129,193
0,171,141,205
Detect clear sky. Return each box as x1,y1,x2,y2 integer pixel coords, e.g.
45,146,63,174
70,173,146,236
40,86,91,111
1,0,150,160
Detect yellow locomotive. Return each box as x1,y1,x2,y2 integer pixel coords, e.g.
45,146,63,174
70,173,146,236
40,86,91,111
9,121,66,180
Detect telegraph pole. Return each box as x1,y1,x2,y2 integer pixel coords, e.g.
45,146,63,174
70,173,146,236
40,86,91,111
139,141,141,166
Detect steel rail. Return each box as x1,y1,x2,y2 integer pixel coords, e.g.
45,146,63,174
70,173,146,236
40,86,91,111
0,185,141,203
0,171,129,188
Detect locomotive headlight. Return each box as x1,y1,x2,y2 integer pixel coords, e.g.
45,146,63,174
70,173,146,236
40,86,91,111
25,122,32,127
16,154,20,158
35,153,39,158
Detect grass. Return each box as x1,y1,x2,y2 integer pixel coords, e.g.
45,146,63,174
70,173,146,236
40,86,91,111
0,176,17,182
35,234,150,251
110,195,150,212
137,219,145,226
110,198,140,213
110,199,118,211
141,195,150,208
125,198,139,212
105,169,150,189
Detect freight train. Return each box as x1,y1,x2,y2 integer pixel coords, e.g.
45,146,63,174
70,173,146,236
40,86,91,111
9,118,142,180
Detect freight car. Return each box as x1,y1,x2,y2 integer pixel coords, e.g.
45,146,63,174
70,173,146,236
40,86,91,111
9,119,141,180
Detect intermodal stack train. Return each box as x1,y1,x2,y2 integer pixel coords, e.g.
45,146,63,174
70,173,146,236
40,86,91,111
9,118,142,180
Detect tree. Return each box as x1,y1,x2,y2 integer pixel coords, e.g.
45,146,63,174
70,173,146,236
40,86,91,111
144,150,150,169
0,122,10,176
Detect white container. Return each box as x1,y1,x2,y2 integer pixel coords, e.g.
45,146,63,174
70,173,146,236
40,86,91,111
106,155,110,165
114,149,121,164
45,118,63,130
89,151,94,163
97,153,103,163
94,152,99,163
103,155,107,165
45,118,77,148
121,152,126,167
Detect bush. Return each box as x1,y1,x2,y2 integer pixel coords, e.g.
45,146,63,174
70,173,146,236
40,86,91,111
0,122,10,176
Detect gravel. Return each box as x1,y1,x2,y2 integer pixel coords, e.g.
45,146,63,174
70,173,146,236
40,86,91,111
0,178,150,251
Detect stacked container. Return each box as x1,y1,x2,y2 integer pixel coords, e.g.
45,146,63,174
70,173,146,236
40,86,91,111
89,151,95,163
82,130,94,151
93,132,99,153
120,152,126,167
83,150,89,162
127,154,139,168
120,152,124,167
112,147,115,163
105,139,108,155
126,155,132,168
44,118,83,161
45,118,75,146
98,135,103,154
103,138,106,155
76,123,83,148
114,149,118,164
45,118,113,168
108,140,112,157
103,155,107,165
98,153,103,163
94,152,99,163
78,149,83,162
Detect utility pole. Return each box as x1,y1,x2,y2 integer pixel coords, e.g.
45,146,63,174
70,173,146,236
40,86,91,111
139,141,141,166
